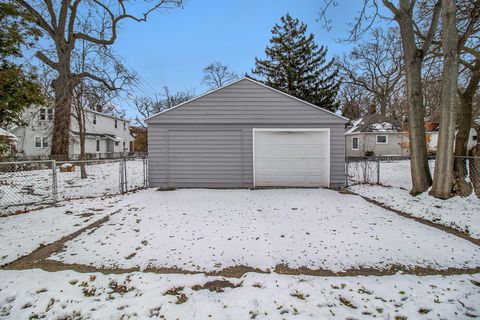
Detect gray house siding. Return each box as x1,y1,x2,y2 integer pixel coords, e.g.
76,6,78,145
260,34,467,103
147,78,347,188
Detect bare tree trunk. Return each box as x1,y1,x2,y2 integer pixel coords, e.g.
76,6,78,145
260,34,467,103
454,63,480,196
396,0,433,195
51,62,75,159
430,0,459,199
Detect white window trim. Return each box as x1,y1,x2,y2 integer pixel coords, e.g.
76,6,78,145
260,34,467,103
39,108,53,121
252,128,330,188
34,136,48,148
352,137,359,150
376,135,388,144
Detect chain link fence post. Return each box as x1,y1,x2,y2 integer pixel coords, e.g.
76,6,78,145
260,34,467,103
119,160,125,194
52,160,58,205
377,158,380,184
123,157,128,192
143,157,148,188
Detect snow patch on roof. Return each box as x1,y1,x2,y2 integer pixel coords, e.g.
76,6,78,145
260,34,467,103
345,118,364,134
346,114,401,134
0,128,17,139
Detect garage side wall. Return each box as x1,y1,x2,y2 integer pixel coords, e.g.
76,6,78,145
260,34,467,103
148,123,345,188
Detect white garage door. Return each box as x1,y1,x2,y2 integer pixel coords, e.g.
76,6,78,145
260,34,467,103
253,129,330,187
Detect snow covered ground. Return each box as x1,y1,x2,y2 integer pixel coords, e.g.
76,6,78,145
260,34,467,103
347,159,480,239
0,160,144,215
48,188,480,272
1,269,479,319
0,197,122,266
349,184,480,239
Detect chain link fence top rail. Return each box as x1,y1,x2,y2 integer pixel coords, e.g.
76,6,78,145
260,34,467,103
0,158,147,216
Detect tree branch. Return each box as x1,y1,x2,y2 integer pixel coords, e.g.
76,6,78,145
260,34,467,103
73,0,183,45
35,51,59,69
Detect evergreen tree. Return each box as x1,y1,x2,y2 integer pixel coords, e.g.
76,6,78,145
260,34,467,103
0,2,44,127
253,14,340,112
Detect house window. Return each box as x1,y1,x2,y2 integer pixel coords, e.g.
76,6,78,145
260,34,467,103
352,137,359,150
123,122,126,131
115,141,119,146
473,135,478,142
96,139,100,152
34,137,48,148
114,119,118,128
39,108,53,121
376,135,388,144
123,141,126,151
93,114,97,125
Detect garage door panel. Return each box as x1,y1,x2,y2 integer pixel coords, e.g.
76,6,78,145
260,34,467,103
254,130,329,187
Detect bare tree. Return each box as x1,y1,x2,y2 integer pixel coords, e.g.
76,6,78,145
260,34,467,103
338,82,372,119
338,27,404,116
428,0,459,198
202,62,238,89
320,0,442,195
12,0,183,158
134,86,194,127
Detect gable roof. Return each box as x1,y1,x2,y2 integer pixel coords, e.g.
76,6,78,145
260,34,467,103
346,114,402,134
145,77,348,122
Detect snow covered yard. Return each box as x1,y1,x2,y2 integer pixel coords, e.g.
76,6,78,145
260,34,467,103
0,269,479,319
0,196,123,266
47,188,480,273
0,160,144,215
349,184,480,239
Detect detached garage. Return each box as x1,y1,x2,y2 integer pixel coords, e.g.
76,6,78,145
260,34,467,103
145,77,348,188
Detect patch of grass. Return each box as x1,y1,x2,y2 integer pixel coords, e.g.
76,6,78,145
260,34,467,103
290,290,308,300
192,280,241,293
339,296,357,309
164,286,184,296
418,308,431,314
109,280,131,295
124,252,137,260
82,287,96,297
176,293,188,304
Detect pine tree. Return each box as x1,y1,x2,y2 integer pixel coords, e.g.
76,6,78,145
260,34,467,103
253,14,340,112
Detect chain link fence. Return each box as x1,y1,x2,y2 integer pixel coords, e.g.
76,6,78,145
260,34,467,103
0,158,148,216
346,156,480,191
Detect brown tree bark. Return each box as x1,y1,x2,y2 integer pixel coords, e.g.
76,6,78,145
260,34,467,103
387,0,437,195
430,0,459,199
51,65,77,159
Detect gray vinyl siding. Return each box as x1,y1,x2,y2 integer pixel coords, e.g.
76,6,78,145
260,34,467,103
147,78,347,188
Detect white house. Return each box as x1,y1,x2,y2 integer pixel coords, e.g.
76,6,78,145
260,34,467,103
10,106,134,158
345,114,410,157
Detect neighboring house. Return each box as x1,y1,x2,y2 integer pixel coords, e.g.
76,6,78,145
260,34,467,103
146,77,348,189
345,114,410,157
10,106,134,158
427,126,478,152
0,128,17,157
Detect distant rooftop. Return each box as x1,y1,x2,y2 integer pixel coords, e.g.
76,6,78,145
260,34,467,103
346,114,402,134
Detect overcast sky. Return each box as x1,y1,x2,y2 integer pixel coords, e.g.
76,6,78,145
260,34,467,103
110,0,391,119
